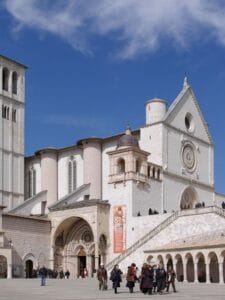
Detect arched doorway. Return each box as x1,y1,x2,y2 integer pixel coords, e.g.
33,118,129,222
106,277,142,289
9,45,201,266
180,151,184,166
186,253,194,282
180,187,198,209
0,256,7,278
196,253,206,282
209,252,219,283
175,254,183,282
77,247,86,278
53,217,95,279
25,260,33,278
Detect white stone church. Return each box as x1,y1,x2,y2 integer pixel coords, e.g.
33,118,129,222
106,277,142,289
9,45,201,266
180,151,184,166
0,54,225,284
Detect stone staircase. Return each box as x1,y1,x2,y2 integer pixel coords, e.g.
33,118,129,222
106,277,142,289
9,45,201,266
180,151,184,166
106,206,225,271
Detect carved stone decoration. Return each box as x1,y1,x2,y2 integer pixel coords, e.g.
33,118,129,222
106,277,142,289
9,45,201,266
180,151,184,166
181,142,196,173
81,231,93,243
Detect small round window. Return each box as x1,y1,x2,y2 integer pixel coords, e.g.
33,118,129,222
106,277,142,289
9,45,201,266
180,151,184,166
185,113,195,132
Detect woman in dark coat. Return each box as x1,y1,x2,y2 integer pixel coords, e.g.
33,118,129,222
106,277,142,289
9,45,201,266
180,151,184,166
126,263,136,293
156,264,167,294
110,265,123,294
140,264,153,295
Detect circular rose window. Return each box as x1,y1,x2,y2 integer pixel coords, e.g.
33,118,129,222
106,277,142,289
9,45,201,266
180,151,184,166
181,142,196,172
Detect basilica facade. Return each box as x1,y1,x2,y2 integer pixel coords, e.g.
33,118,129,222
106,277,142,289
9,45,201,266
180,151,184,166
0,54,225,284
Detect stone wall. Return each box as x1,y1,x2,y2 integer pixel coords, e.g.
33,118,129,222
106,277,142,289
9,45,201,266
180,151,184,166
2,214,51,277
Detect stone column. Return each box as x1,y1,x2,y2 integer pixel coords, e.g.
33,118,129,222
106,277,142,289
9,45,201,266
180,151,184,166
194,263,198,283
205,263,210,284
183,261,187,282
219,262,224,284
86,255,92,278
94,242,99,271
49,245,55,270
7,263,12,279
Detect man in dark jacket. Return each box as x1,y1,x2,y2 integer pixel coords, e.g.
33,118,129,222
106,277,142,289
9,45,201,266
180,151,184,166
166,266,177,293
97,264,108,290
39,266,48,286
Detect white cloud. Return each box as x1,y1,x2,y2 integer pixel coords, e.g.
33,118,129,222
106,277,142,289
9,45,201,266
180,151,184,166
4,0,225,58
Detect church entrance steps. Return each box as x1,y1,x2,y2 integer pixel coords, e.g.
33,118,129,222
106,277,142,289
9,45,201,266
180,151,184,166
106,206,225,271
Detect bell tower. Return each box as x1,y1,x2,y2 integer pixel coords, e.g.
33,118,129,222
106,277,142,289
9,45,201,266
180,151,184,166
0,55,27,209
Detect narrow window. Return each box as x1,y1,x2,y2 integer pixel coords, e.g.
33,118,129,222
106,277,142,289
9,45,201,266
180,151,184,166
33,169,36,195
28,170,33,198
2,68,9,91
12,109,16,122
73,160,77,191
6,107,9,120
28,168,36,197
68,161,72,194
152,167,156,179
2,105,6,118
12,72,18,94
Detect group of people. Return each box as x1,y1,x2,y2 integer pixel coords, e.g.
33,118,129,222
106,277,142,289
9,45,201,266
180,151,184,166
97,263,177,295
38,267,71,286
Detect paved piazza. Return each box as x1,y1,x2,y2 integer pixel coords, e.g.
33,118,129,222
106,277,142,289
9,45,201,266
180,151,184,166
0,279,225,300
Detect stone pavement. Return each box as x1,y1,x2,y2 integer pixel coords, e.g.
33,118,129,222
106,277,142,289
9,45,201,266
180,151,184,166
0,279,225,300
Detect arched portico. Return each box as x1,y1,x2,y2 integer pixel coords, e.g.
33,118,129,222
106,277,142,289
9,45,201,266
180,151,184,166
185,253,194,282
166,254,173,270
196,252,206,282
175,254,184,282
208,252,219,283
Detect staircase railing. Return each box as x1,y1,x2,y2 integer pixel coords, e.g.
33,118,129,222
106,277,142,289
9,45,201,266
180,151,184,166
106,211,179,270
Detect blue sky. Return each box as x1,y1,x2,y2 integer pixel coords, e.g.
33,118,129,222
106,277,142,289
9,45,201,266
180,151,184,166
0,0,225,194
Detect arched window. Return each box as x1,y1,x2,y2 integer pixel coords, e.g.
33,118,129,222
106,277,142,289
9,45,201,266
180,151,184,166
117,158,125,174
12,72,18,94
68,158,77,193
2,68,9,91
28,168,36,198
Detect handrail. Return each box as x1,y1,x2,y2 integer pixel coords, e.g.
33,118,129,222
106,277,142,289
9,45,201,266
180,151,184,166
106,211,179,270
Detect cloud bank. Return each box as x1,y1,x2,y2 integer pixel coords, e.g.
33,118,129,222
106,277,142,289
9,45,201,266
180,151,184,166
4,0,225,58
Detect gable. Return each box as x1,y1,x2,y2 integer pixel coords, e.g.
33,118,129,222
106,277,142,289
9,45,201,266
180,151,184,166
164,85,213,145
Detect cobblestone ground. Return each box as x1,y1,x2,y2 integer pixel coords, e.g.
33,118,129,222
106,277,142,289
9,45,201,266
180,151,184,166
0,279,225,300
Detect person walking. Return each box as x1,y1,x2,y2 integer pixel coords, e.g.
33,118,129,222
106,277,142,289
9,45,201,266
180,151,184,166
65,270,70,279
39,266,48,286
110,265,123,294
126,263,136,293
97,263,108,290
152,265,157,293
156,264,167,295
140,264,153,295
166,266,177,293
